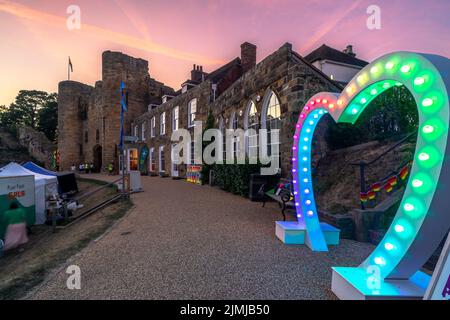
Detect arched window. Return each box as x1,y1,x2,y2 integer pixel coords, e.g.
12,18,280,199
262,90,281,158
96,129,100,143
263,91,281,129
244,100,258,159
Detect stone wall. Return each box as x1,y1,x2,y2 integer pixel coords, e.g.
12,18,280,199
319,211,355,239
0,129,37,167
17,126,55,168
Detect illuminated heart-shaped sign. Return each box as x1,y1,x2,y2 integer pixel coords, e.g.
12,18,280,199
293,51,450,283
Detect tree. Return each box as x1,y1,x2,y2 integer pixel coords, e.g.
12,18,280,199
38,95,58,141
326,85,418,149
0,104,12,128
10,90,51,129
0,90,58,141
0,103,21,131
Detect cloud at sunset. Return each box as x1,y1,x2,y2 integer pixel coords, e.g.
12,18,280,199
0,0,225,64
1,0,450,106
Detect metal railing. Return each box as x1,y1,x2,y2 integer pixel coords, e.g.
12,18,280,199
350,132,416,209
51,177,127,232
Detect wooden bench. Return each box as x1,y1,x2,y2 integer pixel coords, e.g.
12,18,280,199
259,179,295,221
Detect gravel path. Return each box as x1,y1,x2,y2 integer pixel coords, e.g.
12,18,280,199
28,175,374,300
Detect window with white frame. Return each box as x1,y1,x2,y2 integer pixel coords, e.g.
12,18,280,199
134,125,138,138
190,141,195,165
149,147,155,172
141,122,146,141
159,146,165,172
151,116,156,137
160,112,166,135
172,106,179,131
188,99,197,127
245,101,258,159
172,144,179,175
263,91,281,157
219,117,226,162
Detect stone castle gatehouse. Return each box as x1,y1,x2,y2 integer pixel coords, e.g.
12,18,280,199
58,51,174,172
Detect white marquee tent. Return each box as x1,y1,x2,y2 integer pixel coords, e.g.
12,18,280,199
0,162,58,224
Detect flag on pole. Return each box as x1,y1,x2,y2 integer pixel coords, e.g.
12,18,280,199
120,81,127,112
119,81,127,151
68,57,73,80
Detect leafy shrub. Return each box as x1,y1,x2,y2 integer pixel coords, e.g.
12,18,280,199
211,163,262,196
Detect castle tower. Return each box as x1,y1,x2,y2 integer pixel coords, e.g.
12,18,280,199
58,51,156,172
57,81,93,171
97,51,151,170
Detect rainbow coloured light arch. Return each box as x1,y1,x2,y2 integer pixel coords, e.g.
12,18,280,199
292,93,339,251
293,51,450,281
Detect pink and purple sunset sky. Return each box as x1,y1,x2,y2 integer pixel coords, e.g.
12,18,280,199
1,0,449,106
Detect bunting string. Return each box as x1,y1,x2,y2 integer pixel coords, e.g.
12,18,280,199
360,161,412,203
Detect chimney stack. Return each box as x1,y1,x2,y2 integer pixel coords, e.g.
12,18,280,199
191,65,206,83
241,42,257,73
343,45,356,57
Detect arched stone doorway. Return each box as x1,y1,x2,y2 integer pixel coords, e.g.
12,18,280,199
93,145,102,172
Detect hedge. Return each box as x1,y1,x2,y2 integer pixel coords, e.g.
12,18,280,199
211,163,262,197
